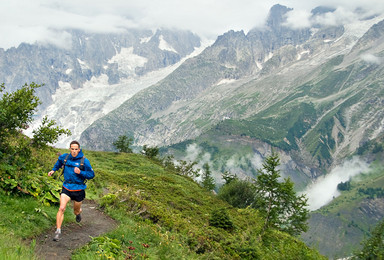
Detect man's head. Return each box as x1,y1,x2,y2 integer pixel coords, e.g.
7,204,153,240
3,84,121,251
69,140,81,157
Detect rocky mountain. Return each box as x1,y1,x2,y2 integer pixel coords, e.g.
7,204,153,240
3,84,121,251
0,28,201,146
80,4,384,175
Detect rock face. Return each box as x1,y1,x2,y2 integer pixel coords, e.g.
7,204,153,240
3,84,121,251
0,28,201,111
0,28,201,145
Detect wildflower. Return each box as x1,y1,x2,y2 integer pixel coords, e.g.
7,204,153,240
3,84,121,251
128,246,135,251
142,243,150,248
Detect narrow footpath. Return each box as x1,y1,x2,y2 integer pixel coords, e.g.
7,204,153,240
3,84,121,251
34,200,118,260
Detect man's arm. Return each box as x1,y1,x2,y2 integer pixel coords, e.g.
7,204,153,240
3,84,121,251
48,154,65,176
77,158,95,180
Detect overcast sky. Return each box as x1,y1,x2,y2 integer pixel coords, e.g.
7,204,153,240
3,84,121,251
1,0,383,50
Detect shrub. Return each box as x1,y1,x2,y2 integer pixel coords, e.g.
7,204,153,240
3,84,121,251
141,145,159,159
218,179,256,208
113,135,133,153
209,208,234,230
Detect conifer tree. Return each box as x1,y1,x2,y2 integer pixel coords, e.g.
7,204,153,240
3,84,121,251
254,152,309,236
201,163,215,191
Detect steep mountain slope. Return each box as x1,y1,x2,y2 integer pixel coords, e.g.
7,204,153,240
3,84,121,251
301,144,384,258
80,5,384,176
0,29,201,146
79,4,318,150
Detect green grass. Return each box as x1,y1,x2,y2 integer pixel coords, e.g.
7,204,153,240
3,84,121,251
72,150,325,259
1,149,326,259
0,194,75,259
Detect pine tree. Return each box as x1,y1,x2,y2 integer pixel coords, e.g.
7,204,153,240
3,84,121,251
254,152,309,236
201,163,215,191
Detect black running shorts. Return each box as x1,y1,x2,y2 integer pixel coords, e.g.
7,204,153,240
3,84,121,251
61,187,85,202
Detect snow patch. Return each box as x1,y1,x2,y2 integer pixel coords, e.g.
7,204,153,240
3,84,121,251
158,35,177,53
108,47,147,75
27,42,209,148
343,14,384,39
216,78,236,86
65,69,72,74
297,50,310,60
264,52,273,62
140,36,152,44
77,59,90,71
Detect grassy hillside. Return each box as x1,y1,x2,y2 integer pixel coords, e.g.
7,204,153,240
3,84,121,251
0,147,325,259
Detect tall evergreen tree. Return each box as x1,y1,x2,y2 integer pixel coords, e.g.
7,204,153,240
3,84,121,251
254,152,309,236
201,163,215,191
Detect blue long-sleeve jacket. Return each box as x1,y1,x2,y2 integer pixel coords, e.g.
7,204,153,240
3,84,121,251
52,149,94,191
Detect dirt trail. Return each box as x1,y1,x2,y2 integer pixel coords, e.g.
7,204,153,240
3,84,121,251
34,200,118,260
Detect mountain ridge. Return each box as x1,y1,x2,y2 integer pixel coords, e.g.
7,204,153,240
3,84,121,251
80,8,384,177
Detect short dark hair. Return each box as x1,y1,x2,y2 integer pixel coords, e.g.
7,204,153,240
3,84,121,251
70,140,80,148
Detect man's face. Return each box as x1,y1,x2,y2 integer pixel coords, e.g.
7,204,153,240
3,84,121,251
70,144,80,157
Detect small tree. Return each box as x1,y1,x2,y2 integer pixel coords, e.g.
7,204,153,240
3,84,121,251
0,82,70,152
254,152,309,236
113,135,133,153
201,163,215,191
0,83,71,204
0,83,40,145
218,179,256,208
32,116,71,147
222,171,237,184
141,145,159,159
174,159,200,178
209,208,234,230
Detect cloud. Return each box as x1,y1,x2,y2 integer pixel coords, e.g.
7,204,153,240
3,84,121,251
311,7,359,26
1,0,383,50
284,4,382,29
361,53,382,64
302,157,370,211
184,143,202,162
284,10,313,29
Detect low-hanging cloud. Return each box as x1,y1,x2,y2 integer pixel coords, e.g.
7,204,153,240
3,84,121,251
284,5,379,29
182,143,267,184
302,156,370,211
361,53,383,64
1,0,383,50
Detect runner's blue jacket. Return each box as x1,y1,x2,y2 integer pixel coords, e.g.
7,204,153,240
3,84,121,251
51,149,94,191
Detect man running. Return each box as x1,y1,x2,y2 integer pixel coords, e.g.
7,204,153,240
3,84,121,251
48,140,95,241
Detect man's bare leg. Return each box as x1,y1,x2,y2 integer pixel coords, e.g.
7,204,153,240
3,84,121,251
57,193,71,229
54,193,71,241
73,200,83,222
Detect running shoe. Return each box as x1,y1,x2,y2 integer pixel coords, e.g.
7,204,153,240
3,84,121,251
53,230,60,241
76,213,82,223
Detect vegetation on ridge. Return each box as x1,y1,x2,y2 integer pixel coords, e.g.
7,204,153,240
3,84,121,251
0,83,325,259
